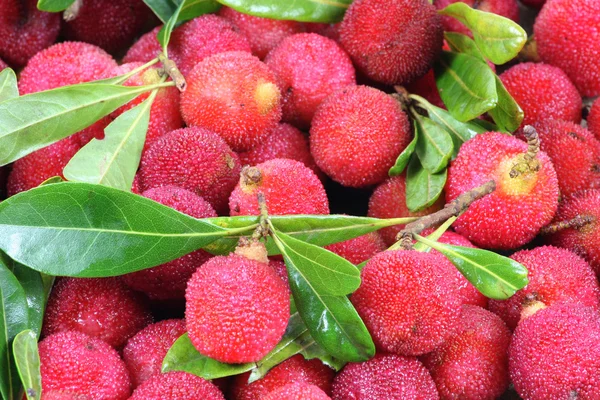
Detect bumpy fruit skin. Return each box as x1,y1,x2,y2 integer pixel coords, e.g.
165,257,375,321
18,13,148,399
352,250,462,355
39,331,131,400
219,7,305,59
110,63,183,151
19,41,117,94
0,0,60,67
185,254,290,363
265,33,356,129
129,371,224,400
421,305,511,400
139,127,241,214
121,186,216,300
304,23,341,42
332,354,438,400
509,304,600,399
43,392,91,400
63,0,151,54
123,319,186,388
123,26,165,64
230,355,335,400
181,51,281,152
435,0,519,37
310,86,412,188
406,69,445,109
0,57,8,71
546,190,600,274
368,174,444,245
499,63,582,126
523,120,600,196
325,231,387,265
42,277,153,348
238,123,323,178
489,246,600,330
263,383,331,400
534,0,600,96
229,158,329,216
588,98,600,141
446,131,559,249
339,0,443,85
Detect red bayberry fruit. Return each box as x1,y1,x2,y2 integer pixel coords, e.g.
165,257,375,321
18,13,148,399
62,0,151,54
123,319,187,388
332,353,438,399
534,0,600,96
129,371,224,400
185,254,290,363
325,231,387,265
123,26,168,64
588,97,600,141
446,131,559,249
229,158,329,216
264,33,356,129
406,69,445,109
0,0,60,67
304,23,341,42
421,305,511,400
121,186,216,300
139,127,241,214
231,355,334,400
339,0,443,85
499,63,582,126
39,331,131,400
310,86,412,188
435,0,519,37
42,277,152,348
352,250,462,355
509,304,600,399
263,383,331,400
0,57,8,71
219,7,305,59
43,392,91,400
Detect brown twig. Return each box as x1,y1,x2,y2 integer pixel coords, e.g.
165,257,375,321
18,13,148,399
540,215,595,235
510,125,541,178
251,192,270,240
398,180,497,249
158,53,186,92
63,0,83,21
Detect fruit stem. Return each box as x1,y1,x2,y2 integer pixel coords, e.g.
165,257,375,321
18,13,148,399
391,86,411,111
397,180,496,249
510,125,540,178
540,215,595,235
251,192,271,240
158,53,187,92
63,0,83,21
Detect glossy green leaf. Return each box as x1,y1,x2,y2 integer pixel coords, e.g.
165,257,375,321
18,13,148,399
0,83,169,166
415,235,528,299
143,0,178,23
413,114,453,174
12,330,41,400
412,216,457,253
216,0,352,23
434,51,497,122
9,265,45,338
488,76,524,132
0,69,18,103
389,120,418,176
405,156,446,212
469,118,498,132
39,177,63,186
158,0,221,48
0,182,255,278
162,333,255,379
444,32,486,60
271,228,375,362
158,0,185,49
438,2,527,65
37,0,75,11
63,92,154,190
269,231,360,296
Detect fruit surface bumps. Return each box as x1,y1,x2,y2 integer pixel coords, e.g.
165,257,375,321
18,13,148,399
262,383,332,400
352,250,462,355
339,0,443,85
128,371,225,400
326,231,387,265
446,131,559,249
588,97,600,141
185,254,290,363
181,51,281,152
310,85,412,188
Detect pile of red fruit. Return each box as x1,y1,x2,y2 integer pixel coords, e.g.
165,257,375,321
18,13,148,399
1,0,600,399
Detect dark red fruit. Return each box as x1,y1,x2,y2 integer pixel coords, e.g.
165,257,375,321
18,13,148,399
588,97,600,141
325,231,387,265
0,57,8,70
128,371,224,400
435,0,519,37
123,26,166,64
263,383,331,400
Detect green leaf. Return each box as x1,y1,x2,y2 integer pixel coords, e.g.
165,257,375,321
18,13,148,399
158,0,221,48
444,32,486,60
412,216,457,253
162,333,255,379
63,92,154,191
413,113,453,174
271,228,375,362
268,231,360,296
0,82,168,166
0,69,18,103
438,2,527,65
12,330,41,400
9,264,45,338
36,0,75,11
488,76,524,132
405,156,446,212
143,0,178,23
216,0,352,23
39,177,63,186
389,121,418,176
0,182,255,278
415,235,528,299
434,51,497,122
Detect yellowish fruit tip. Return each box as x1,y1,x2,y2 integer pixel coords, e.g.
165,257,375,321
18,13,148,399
254,81,280,115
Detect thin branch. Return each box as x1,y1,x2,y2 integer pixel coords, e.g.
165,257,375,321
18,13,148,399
158,53,187,92
540,215,595,235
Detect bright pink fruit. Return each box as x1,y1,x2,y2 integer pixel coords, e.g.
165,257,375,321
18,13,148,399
325,231,387,265
128,371,224,400
588,97,600,141
263,383,331,400
42,392,91,400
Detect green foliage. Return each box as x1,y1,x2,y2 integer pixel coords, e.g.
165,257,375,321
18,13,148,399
12,331,41,400
389,121,418,176
215,0,352,22
0,69,18,104
405,156,446,212
413,112,453,174
156,0,221,48
36,0,75,12
143,0,179,22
